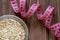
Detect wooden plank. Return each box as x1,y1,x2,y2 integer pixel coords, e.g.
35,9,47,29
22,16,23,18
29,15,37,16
26,0,31,40
57,0,60,39
28,0,49,40
2,0,9,15
2,0,6,15
27,0,34,40
49,0,58,40
39,0,51,40
57,0,60,22
0,0,2,16
9,0,15,15
2,0,15,15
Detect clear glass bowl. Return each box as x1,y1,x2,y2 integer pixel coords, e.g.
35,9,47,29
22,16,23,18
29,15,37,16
0,15,28,40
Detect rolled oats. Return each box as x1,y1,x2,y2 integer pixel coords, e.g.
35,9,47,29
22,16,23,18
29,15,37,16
0,19,25,40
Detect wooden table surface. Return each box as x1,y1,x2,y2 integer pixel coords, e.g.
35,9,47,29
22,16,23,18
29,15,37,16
0,0,60,40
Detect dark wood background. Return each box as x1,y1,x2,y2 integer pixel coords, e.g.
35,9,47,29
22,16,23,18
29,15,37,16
0,0,60,40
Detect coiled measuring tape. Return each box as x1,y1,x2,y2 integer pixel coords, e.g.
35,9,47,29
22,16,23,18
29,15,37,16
10,0,60,40
10,0,40,18
10,0,19,13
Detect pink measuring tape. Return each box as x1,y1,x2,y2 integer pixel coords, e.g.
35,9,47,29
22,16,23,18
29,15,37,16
10,0,60,40
10,0,40,18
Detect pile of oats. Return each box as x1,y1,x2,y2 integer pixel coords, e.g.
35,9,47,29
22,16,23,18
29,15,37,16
0,19,25,40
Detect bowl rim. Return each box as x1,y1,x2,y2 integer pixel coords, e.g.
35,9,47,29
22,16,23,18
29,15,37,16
0,15,28,40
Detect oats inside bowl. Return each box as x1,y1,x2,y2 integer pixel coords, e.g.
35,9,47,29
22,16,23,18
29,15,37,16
0,19,25,40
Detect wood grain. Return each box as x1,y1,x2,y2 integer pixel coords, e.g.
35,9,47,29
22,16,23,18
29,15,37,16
0,0,60,40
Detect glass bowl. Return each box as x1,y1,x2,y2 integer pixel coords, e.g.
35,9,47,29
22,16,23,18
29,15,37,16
0,15,28,40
